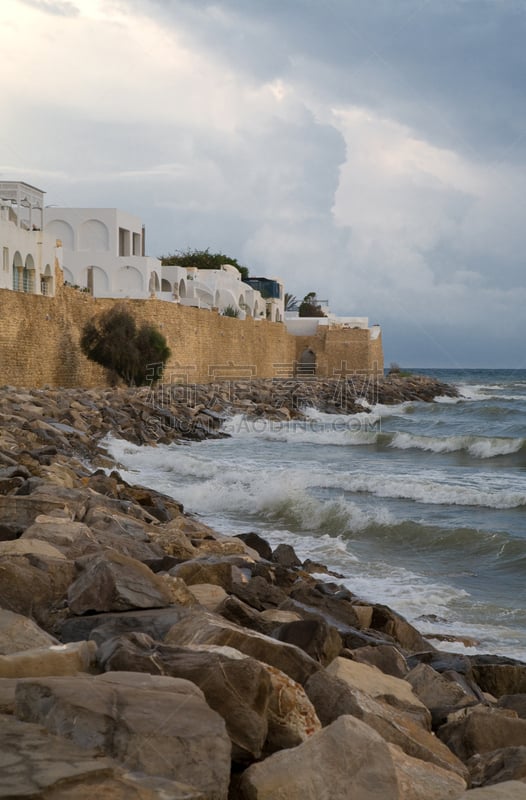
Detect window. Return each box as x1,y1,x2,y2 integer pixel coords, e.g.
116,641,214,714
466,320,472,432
2,247,8,272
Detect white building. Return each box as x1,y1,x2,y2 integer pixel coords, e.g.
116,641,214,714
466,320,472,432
44,207,162,299
2,181,285,321
0,181,59,295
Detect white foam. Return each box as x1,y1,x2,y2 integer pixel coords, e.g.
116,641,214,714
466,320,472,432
390,431,524,459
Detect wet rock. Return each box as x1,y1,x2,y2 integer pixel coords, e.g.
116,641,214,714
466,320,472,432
187,583,229,611
14,672,231,797
262,663,321,752
272,543,302,568
170,557,235,592
457,782,526,798
369,604,434,653
232,575,288,611
235,532,273,561
470,655,526,698
20,517,99,559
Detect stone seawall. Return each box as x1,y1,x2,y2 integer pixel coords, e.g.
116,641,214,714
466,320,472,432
0,285,296,388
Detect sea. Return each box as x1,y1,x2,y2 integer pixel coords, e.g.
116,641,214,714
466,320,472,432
107,368,526,662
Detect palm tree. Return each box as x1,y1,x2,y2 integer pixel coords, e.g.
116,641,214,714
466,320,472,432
284,292,298,311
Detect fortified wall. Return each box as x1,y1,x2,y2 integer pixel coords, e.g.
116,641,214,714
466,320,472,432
0,284,383,388
294,326,384,380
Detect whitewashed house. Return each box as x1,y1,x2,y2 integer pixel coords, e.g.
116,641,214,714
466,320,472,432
44,207,162,299
0,181,59,296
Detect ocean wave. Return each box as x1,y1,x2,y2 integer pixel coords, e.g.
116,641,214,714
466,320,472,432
389,431,524,459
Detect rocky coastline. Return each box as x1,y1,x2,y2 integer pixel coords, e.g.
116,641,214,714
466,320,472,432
1,376,526,799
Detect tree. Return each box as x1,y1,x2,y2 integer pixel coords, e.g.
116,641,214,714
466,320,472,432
284,292,298,311
80,305,171,386
160,248,249,282
298,292,326,318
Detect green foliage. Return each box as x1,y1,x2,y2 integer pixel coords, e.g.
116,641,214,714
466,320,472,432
80,305,171,386
160,248,249,281
298,292,326,318
388,362,412,377
284,292,298,311
222,304,240,318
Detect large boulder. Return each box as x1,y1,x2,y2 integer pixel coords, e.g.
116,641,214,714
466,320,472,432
369,604,434,653
305,669,469,781
238,714,466,800
347,644,409,679
0,554,76,631
498,695,526,719
0,609,59,654
438,707,526,762
0,641,97,678
67,550,173,614
326,656,430,727
470,656,526,698
165,610,321,685
97,632,272,761
468,747,526,787
273,618,342,666
14,672,231,798
406,662,480,726
20,516,100,559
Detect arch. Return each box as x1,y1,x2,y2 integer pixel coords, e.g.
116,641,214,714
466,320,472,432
298,347,316,376
214,290,220,308
41,263,53,296
116,265,144,294
253,300,259,317
179,278,186,298
46,220,74,250
148,271,160,293
12,251,23,291
87,265,110,296
79,218,110,251
161,278,172,292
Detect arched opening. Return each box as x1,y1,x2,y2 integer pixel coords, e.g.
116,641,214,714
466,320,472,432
41,263,54,296
179,279,186,298
161,278,172,292
87,266,110,296
148,271,160,294
62,266,75,285
116,265,144,295
297,348,316,376
12,251,23,291
23,254,35,293
214,290,220,308
46,220,74,250
79,219,110,251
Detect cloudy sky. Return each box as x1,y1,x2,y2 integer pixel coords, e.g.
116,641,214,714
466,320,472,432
2,0,525,367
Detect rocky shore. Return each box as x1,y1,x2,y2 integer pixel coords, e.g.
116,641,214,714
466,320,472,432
1,376,526,799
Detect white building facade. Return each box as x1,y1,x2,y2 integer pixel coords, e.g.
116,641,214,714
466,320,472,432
0,182,59,296
44,207,162,299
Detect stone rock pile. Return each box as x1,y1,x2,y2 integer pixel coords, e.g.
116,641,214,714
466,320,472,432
3,379,526,799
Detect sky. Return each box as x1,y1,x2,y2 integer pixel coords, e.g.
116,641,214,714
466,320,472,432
2,0,526,367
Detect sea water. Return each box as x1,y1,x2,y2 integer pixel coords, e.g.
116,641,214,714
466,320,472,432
107,368,526,661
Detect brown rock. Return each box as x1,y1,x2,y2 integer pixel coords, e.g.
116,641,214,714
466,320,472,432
165,610,321,685
0,609,59,655
14,672,231,798
0,554,76,631
346,644,409,678
97,632,272,762
273,618,342,666
238,714,466,800
438,706,526,762
407,662,481,726
468,747,526,787
67,550,173,614
370,604,434,653
0,641,97,678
